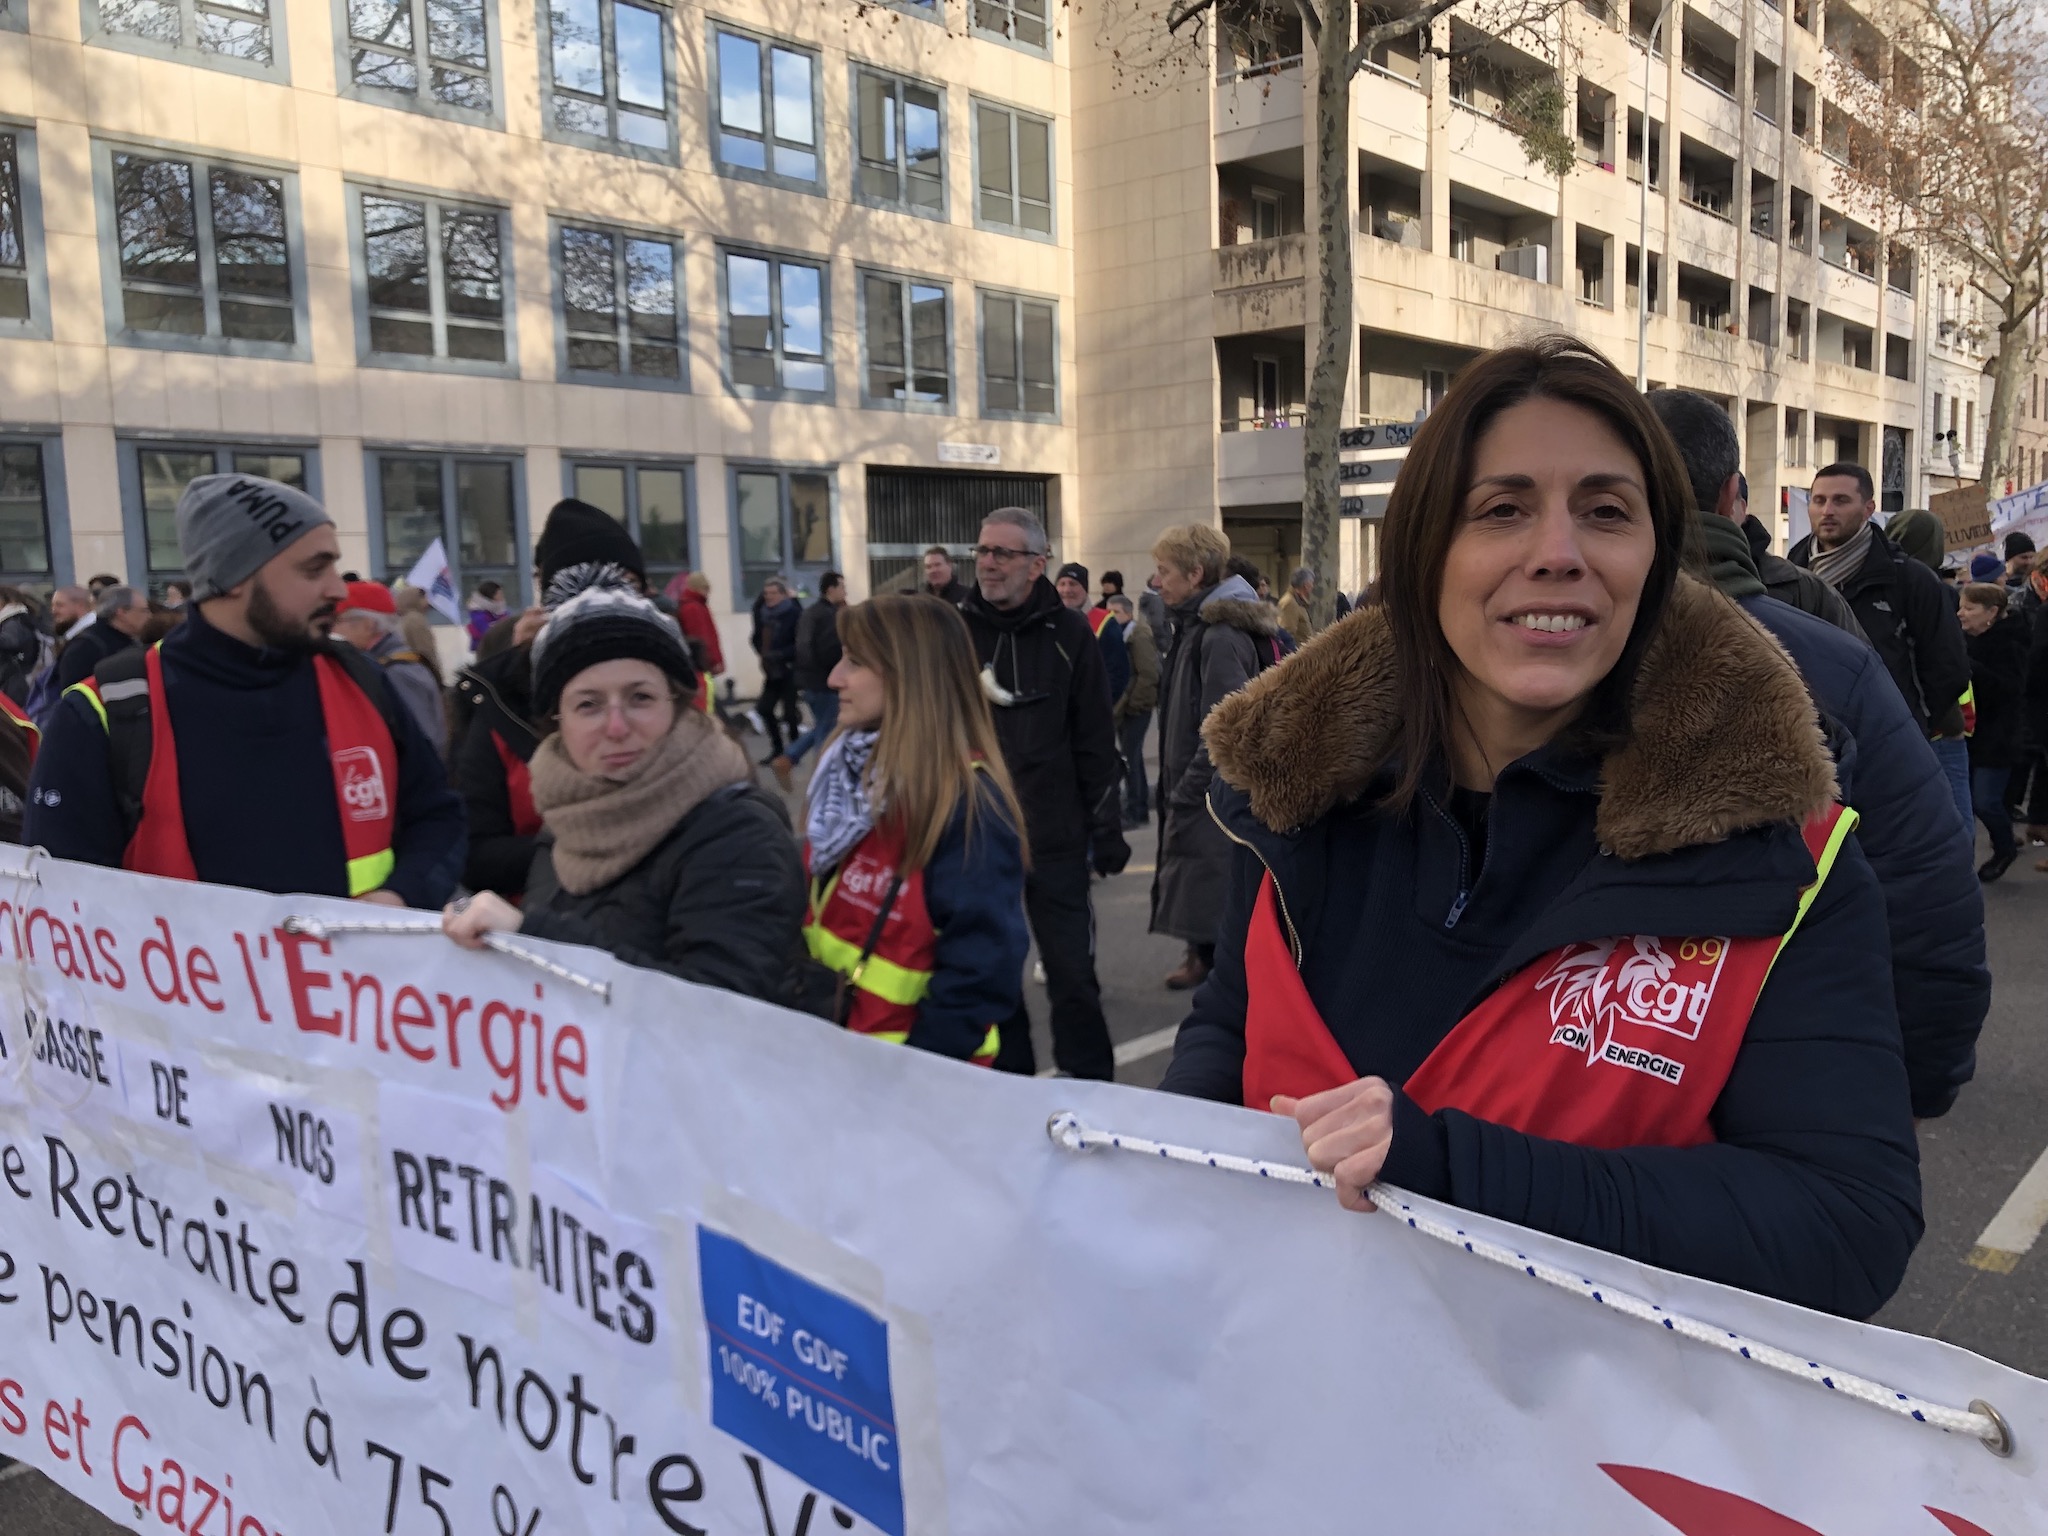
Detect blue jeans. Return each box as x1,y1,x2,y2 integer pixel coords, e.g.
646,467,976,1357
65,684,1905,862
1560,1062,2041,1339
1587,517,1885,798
784,688,839,765
1972,765,2017,859
1931,736,1973,845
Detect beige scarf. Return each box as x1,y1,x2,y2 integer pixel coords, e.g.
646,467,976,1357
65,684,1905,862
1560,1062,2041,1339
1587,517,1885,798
528,709,752,894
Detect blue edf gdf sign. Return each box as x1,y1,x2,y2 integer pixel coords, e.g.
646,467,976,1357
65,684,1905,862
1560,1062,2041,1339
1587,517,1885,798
698,1227,903,1536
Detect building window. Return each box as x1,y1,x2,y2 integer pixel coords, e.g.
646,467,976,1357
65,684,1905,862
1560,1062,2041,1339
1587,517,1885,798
341,0,492,118
370,452,525,603
567,460,692,584
974,101,1052,236
723,249,828,397
855,70,943,215
972,0,1048,50
980,289,1056,419
104,147,300,354
1,127,50,336
122,441,312,594
543,0,673,156
558,223,683,386
732,465,834,601
0,441,61,586
861,272,949,409
713,26,819,188
353,188,510,370
86,0,280,74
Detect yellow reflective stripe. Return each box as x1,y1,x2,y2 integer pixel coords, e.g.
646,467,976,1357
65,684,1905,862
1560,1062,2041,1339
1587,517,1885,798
866,1030,910,1045
803,922,932,1006
1959,683,1975,706
972,1024,1000,1062
347,847,397,898
64,682,108,733
1766,806,1859,982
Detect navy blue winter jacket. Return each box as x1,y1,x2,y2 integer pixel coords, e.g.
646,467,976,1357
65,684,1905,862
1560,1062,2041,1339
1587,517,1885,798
1163,580,1922,1319
25,607,466,908
1729,594,1987,1118
912,783,1030,1061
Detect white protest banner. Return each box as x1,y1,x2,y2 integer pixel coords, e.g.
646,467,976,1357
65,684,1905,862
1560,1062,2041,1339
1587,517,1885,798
0,854,2041,1534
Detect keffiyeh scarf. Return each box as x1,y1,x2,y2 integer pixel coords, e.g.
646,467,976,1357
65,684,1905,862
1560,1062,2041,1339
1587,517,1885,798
806,729,880,874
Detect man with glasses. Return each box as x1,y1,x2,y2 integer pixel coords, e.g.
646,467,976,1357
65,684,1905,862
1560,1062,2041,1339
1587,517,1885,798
959,507,1129,1079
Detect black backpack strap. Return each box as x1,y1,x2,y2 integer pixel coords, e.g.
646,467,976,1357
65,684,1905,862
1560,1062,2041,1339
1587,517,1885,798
86,646,154,841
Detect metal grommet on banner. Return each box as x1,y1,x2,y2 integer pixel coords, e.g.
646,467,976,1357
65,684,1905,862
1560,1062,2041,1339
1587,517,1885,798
1971,1398,2014,1458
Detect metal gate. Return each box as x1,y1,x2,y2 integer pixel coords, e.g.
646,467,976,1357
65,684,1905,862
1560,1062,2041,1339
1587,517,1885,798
865,469,1051,595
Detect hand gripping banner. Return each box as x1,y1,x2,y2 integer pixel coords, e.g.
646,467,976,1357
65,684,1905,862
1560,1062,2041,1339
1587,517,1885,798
0,853,2040,1535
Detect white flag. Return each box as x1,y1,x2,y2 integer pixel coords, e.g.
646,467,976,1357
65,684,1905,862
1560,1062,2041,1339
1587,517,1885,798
403,535,464,623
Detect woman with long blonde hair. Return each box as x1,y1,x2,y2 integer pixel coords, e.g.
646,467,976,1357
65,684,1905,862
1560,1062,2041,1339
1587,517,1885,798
803,594,1029,1064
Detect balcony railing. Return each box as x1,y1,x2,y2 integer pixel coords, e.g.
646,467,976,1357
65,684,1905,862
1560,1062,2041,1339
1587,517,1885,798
1683,191,1733,220
1222,408,1306,431
1218,54,1304,84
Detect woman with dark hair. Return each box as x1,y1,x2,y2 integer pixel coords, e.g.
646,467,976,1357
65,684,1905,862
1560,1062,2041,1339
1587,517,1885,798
1163,335,1920,1319
803,594,1029,1063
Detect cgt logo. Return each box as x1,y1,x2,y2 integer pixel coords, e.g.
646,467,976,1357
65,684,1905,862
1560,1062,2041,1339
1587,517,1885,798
333,747,388,823
1603,1464,2000,1535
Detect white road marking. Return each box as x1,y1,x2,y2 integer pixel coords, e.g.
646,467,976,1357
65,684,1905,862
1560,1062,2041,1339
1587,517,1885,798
1034,1024,1183,1078
1966,1140,2048,1273
1113,1023,1181,1067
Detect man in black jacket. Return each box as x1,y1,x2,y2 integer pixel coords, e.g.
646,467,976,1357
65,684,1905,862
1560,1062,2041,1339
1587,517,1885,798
750,578,803,759
922,546,972,606
771,571,845,788
1792,463,1973,829
27,475,464,907
54,585,149,689
960,507,1130,1079
1654,392,1988,1117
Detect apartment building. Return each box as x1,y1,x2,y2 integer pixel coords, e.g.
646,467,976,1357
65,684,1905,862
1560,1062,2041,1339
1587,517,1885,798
1073,0,1937,586
0,0,1951,673
0,0,1076,676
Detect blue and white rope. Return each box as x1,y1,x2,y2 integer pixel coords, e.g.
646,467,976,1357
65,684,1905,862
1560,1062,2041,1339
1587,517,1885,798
1045,1112,2013,1456
280,915,612,1002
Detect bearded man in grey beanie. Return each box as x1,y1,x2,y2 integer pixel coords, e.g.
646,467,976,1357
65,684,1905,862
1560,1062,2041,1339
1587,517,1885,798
26,474,465,907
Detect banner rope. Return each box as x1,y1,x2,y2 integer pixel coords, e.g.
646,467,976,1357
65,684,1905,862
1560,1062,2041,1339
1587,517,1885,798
279,916,612,1003
1045,1112,2014,1458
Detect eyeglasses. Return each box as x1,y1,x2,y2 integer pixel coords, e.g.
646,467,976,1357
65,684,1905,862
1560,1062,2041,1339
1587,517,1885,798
971,544,1042,563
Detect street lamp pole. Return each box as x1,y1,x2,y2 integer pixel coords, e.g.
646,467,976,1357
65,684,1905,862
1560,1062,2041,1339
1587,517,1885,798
1637,0,1676,392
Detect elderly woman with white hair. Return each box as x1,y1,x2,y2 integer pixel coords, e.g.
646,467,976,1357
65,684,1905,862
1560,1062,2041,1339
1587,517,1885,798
334,580,448,758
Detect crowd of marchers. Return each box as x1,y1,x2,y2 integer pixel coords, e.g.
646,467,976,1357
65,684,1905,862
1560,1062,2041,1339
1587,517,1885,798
0,335,2012,1328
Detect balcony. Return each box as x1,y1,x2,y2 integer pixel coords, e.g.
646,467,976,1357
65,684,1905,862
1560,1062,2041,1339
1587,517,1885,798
1356,65,1429,166
1445,100,1561,214
1217,422,1305,506
1213,236,1309,333
1214,60,1304,162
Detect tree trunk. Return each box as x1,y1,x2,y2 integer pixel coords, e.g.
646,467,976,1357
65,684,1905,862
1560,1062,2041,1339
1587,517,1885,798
1982,271,2042,493
1301,2,1353,628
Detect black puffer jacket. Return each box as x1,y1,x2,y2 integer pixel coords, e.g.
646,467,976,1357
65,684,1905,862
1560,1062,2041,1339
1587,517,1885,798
522,781,806,1004
959,577,1125,864
452,643,542,899
1151,574,1279,945
0,605,41,705
1970,609,2031,769
1791,525,1969,737
793,599,843,692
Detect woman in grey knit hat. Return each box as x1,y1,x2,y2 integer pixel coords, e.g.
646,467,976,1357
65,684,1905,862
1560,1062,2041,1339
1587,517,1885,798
442,572,806,1004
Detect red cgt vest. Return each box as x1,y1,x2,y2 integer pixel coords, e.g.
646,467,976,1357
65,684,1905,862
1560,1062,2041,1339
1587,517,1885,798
803,820,1000,1066
73,646,399,897
1241,806,1855,1149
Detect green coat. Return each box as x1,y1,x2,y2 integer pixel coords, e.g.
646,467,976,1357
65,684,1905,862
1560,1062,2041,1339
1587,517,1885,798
1116,617,1159,718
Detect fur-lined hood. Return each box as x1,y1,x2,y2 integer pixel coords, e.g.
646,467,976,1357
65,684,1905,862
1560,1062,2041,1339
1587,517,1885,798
1203,574,1837,860
1184,574,1281,638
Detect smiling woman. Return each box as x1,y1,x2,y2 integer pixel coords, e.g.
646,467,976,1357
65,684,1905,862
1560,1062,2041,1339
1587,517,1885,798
1161,335,1923,1320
